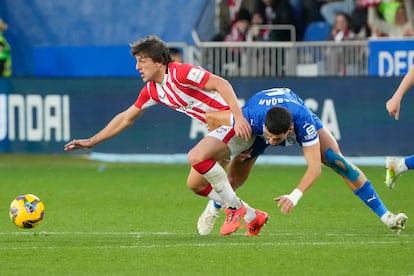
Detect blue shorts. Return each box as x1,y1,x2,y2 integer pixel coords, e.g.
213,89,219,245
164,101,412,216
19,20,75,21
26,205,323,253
247,136,268,159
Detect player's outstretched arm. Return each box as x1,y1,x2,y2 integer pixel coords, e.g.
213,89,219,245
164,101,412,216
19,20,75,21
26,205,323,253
64,105,144,151
274,144,322,213
386,67,414,120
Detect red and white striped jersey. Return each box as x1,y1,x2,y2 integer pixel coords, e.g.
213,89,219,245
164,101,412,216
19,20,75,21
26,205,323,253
134,62,230,124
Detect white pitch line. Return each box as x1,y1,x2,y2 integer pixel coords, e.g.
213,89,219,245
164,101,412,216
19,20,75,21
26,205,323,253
0,231,412,237
0,240,412,251
0,231,174,236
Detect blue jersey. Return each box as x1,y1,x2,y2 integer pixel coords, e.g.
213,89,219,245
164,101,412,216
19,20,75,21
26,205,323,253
242,88,324,157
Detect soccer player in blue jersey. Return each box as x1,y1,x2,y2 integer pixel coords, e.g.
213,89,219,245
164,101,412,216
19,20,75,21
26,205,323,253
385,66,414,188
193,87,408,235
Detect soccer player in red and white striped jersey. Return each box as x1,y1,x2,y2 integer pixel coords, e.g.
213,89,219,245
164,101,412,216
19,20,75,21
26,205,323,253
64,35,264,235
131,36,250,137
135,59,229,124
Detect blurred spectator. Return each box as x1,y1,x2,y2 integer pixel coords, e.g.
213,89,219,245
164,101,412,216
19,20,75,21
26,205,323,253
255,0,296,41
211,2,255,76
328,12,356,41
0,19,12,77
368,0,414,38
320,0,355,26
326,12,357,76
377,0,404,24
223,9,252,75
215,0,256,41
349,0,370,39
168,47,183,63
289,0,306,40
320,0,370,39
248,11,272,74
303,0,326,25
225,8,252,42
249,11,267,41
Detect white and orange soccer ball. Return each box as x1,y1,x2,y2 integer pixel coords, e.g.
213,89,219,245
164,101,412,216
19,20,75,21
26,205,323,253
9,194,45,229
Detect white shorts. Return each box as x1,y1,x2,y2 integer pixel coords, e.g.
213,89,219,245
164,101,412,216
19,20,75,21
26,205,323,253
207,126,256,159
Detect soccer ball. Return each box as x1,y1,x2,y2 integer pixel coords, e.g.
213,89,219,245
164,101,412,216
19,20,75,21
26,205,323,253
9,194,45,229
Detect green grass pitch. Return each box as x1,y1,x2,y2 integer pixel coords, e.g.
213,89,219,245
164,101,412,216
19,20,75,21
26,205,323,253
1,154,413,275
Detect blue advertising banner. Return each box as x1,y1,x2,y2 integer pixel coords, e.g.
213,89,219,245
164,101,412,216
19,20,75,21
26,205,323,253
33,46,137,77
368,39,414,76
0,77,412,156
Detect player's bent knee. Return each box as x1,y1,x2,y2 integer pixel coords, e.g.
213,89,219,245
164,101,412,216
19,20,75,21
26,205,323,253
186,181,197,192
187,148,202,165
187,182,202,193
325,148,359,182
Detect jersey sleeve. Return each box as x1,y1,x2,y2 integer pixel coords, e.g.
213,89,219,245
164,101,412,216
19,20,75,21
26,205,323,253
134,84,157,109
174,63,210,89
296,115,319,147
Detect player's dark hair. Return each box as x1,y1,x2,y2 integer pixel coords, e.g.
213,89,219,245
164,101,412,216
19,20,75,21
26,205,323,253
130,35,172,65
168,47,182,62
265,106,292,135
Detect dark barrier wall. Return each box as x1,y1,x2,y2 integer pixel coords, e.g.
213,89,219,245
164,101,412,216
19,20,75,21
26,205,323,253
0,77,412,156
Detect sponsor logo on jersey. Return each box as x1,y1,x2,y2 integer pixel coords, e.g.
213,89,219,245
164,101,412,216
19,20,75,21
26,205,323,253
286,135,297,145
187,68,205,84
303,122,317,141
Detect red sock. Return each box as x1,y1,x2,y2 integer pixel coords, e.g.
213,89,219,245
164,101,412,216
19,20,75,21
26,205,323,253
196,184,213,197
193,159,216,174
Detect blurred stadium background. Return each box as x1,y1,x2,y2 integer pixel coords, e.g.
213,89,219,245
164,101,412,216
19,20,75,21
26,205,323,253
0,0,413,162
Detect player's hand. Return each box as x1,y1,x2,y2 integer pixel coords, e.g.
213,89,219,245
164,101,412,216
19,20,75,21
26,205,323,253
386,97,401,120
233,117,252,141
236,149,252,161
274,189,303,214
273,195,295,214
64,139,93,151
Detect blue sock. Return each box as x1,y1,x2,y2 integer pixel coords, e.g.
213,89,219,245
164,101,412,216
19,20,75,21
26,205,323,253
404,155,414,170
354,181,387,217
213,201,222,209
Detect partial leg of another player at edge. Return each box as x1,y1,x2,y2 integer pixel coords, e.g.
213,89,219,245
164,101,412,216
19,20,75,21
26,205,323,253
322,133,408,234
385,155,414,189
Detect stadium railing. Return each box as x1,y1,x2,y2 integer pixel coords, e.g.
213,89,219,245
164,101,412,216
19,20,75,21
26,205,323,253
191,29,369,77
